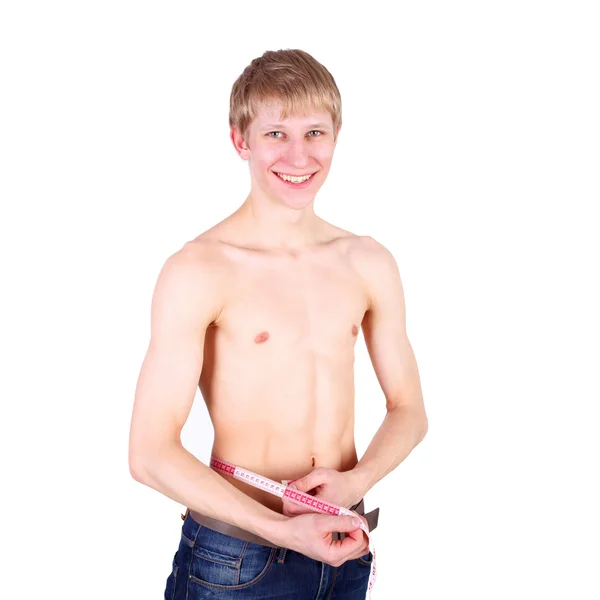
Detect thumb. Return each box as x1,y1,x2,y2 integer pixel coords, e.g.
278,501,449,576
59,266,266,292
290,476,308,492
328,514,363,533
293,470,321,492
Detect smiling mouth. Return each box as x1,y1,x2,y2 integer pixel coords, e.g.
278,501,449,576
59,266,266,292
273,171,317,184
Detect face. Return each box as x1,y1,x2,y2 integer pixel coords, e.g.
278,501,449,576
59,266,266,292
231,99,340,210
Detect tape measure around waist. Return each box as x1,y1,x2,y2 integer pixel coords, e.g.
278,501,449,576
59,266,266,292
209,455,377,598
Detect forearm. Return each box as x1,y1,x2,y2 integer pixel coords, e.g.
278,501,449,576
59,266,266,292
349,405,428,497
131,442,289,545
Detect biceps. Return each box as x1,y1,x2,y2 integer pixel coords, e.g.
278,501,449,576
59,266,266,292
130,334,203,455
363,310,421,409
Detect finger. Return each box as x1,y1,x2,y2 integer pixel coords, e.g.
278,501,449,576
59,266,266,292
292,469,325,493
347,511,369,531
353,515,370,544
338,524,371,560
283,505,305,517
325,515,364,534
328,515,369,551
334,527,366,560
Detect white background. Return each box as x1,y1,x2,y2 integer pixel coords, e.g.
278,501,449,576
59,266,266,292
1,1,599,598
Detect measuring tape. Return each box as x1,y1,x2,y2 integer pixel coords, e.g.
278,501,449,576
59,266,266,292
210,455,377,598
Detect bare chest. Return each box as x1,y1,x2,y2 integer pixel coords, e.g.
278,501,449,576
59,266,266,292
216,253,368,351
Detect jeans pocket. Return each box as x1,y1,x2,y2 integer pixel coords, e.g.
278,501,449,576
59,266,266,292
188,530,277,591
357,550,373,566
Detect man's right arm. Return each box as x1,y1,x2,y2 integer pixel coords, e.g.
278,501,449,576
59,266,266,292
127,243,288,545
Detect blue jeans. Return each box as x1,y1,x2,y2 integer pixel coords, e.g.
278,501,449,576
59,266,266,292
164,506,373,599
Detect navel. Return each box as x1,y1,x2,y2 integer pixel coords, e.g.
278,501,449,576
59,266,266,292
254,331,270,344
351,324,359,336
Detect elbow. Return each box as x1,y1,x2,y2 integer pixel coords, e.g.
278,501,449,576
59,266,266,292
129,442,158,483
418,414,429,443
129,450,148,483
128,438,179,483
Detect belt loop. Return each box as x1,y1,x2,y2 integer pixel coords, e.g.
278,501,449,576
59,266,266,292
276,546,288,563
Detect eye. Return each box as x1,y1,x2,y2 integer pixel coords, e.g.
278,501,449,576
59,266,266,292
266,130,325,138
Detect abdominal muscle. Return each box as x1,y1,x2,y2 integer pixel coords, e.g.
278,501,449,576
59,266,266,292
210,428,359,515
200,343,360,515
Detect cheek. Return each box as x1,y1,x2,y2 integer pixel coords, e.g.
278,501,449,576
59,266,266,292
314,145,335,163
253,147,282,170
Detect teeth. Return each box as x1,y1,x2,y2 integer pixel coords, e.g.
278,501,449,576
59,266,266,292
276,172,313,183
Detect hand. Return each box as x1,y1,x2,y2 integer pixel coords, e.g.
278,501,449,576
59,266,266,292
281,512,370,567
282,467,361,517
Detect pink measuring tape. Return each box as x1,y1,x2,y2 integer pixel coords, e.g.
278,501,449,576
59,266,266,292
210,455,377,598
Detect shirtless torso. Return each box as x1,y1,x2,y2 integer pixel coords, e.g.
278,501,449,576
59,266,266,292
190,217,376,515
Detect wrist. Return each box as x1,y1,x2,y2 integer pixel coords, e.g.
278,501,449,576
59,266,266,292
255,512,290,547
346,466,371,502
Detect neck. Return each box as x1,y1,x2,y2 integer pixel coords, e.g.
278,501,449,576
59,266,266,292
232,191,324,251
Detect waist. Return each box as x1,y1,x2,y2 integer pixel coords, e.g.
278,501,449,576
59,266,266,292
186,496,379,550
210,443,360,487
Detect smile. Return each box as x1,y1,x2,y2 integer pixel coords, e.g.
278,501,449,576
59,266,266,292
273,171,316,186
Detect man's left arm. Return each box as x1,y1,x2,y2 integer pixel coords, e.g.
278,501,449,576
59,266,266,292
347,237,428,500
282,238,428,514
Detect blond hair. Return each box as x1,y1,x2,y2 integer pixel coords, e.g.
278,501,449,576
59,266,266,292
229,49,342,144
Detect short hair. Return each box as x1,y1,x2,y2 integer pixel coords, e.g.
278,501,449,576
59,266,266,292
229,49,342,145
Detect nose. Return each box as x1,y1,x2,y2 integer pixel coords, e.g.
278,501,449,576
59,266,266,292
285,139,310,169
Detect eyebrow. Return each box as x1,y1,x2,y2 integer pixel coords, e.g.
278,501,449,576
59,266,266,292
260,123,332,131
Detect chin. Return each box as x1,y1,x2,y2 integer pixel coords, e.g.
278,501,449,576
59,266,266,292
281,196,315,210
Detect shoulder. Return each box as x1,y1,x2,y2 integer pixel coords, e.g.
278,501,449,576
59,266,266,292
159,238,226,286
153,238,229,325
342,235,402,310
344,235,399,275
321,220,395,263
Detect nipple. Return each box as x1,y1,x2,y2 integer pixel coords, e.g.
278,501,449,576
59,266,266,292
351,324,359,336
254,331,270,344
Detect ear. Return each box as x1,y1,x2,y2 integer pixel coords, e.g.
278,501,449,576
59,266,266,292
230,126,251,159
334,123,342,145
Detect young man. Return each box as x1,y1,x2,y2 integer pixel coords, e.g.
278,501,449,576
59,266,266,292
129,49,428,599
